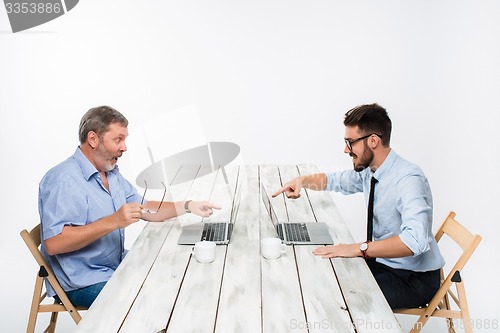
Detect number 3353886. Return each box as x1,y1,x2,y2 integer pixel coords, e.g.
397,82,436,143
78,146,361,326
5,2,62,14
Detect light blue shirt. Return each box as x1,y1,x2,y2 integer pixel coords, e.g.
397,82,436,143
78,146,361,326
39,147,142,297
326,149,444,272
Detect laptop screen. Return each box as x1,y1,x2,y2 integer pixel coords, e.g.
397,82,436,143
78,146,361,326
229,173,242,223
260,185,280,229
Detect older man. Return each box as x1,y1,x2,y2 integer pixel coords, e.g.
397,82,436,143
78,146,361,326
39,105,220,307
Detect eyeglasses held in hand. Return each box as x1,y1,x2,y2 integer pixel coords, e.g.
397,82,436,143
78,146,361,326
344,133,383,151
140,180,166,214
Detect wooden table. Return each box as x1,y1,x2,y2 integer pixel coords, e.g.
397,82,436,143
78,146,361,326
75,165,403,333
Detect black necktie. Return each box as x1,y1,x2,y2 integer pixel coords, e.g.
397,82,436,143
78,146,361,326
367,176,378,242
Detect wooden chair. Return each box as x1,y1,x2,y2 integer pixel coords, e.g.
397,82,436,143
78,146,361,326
394,211,482,333
21,224,86,333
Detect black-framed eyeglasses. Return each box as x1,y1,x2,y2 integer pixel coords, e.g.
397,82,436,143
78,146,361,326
140,180,167,214
344,133,383,151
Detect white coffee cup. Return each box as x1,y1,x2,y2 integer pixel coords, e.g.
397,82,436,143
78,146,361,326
261,237,287,259
192,240,216,263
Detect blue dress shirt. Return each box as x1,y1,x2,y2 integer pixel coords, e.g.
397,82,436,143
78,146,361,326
326,149,444,272
38,147,142,297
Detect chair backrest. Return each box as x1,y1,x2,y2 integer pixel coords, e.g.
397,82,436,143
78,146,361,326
20,224,83,324
436,212,482,282
21,224,45,271
394,212,482,333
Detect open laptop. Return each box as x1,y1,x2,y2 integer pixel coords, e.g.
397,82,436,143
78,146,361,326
178,182,241,245
261,185,334,245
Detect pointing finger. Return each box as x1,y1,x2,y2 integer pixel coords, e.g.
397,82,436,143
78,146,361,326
272,186,286,197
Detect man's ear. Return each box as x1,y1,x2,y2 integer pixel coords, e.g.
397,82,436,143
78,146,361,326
368,134,379,149
87,131,99,149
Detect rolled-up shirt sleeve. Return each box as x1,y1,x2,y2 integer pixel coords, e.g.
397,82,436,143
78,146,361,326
396,174,434,256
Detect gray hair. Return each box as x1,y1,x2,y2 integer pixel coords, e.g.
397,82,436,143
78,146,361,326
78,106,129,144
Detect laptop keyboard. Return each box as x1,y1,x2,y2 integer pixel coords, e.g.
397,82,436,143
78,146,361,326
283,223,311,242
202,223,228,242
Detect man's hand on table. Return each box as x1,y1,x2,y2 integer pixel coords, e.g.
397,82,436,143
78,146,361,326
312,244,361,259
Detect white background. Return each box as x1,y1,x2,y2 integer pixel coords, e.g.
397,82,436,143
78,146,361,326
1,1,499,332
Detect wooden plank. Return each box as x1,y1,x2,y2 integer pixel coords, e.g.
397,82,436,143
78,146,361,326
215,165,262,333
74,221,174,332
279,165,355,333
118,222,191,333
165,165,237,332
332,258,403,333
297,164,403,333
118,165,202,333
259,165,308,333
165,246,227,332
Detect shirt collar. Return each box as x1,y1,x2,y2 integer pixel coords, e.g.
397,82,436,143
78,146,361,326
372,149,397,181
72,147,119,181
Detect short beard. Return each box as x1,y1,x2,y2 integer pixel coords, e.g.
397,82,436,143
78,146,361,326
95,144,118,172
352,143,374,172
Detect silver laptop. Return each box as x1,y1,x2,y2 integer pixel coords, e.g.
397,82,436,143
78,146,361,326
261,185,334,245
178,182,241,245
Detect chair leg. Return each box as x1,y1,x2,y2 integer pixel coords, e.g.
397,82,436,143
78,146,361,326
26,312,37,333
442,291,455,333
27,275,44,333
457,281,473,333
26,306,38,333
47,311,58,333
409,322,424,333
435,269,455,333
411,281,451,333
408,309,433,333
